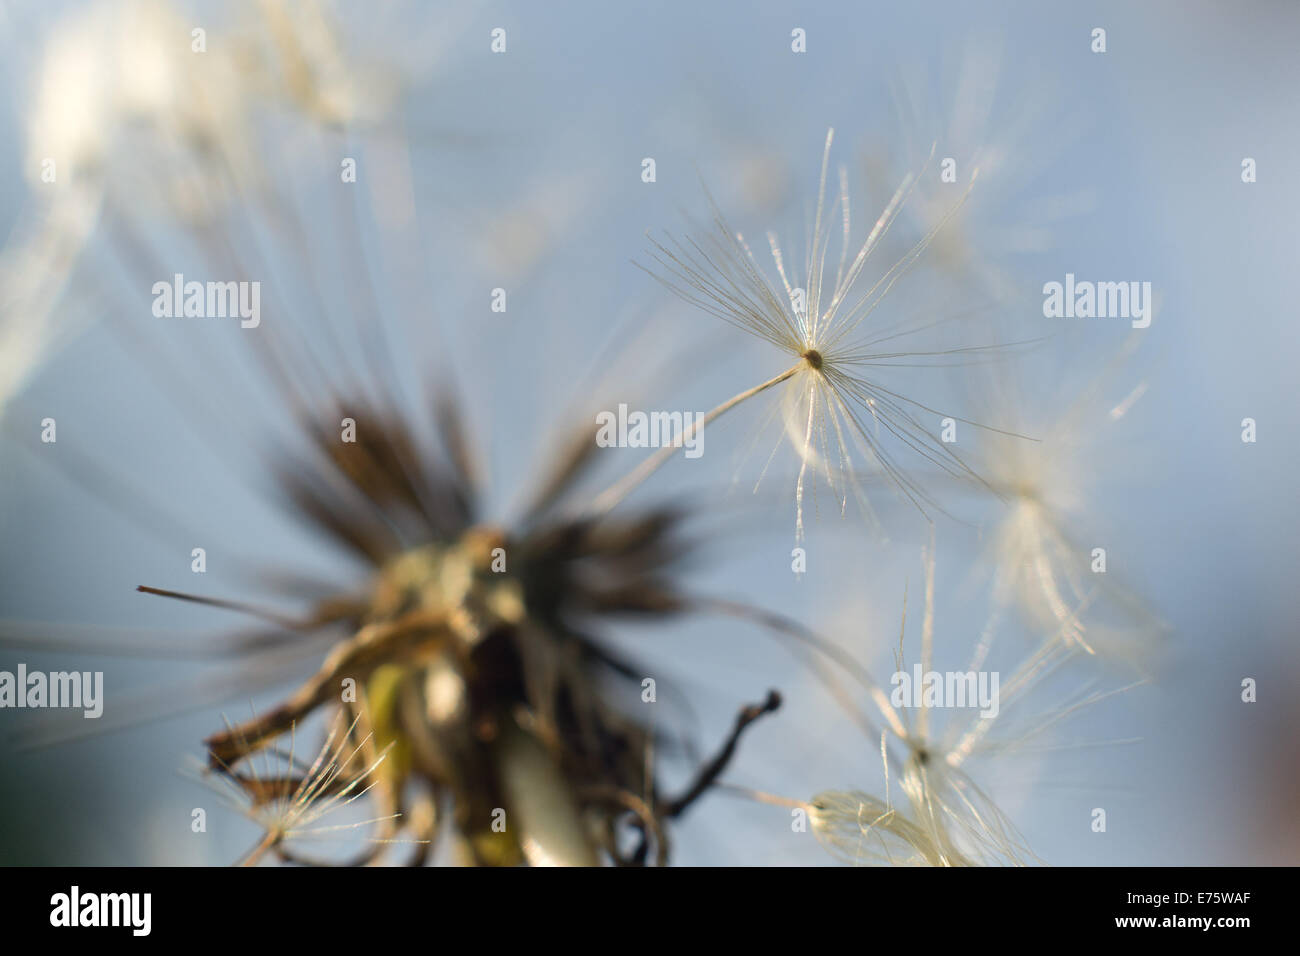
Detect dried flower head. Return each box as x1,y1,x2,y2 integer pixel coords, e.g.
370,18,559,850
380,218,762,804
170,398,781,866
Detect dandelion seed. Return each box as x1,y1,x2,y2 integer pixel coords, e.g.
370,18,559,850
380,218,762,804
0,0,409,421
963,337,1166,664
634,128,1025,545
811,731,969,866
870,37,1095,303
26,0,258,219
811,790,968,867
724,741,970,866
776,540,1140,866
200,709,402,866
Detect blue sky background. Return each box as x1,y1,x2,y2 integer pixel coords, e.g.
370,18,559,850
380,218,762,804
1,0,1298,865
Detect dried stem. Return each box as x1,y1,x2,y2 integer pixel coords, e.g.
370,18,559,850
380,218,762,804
587,363,803,515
